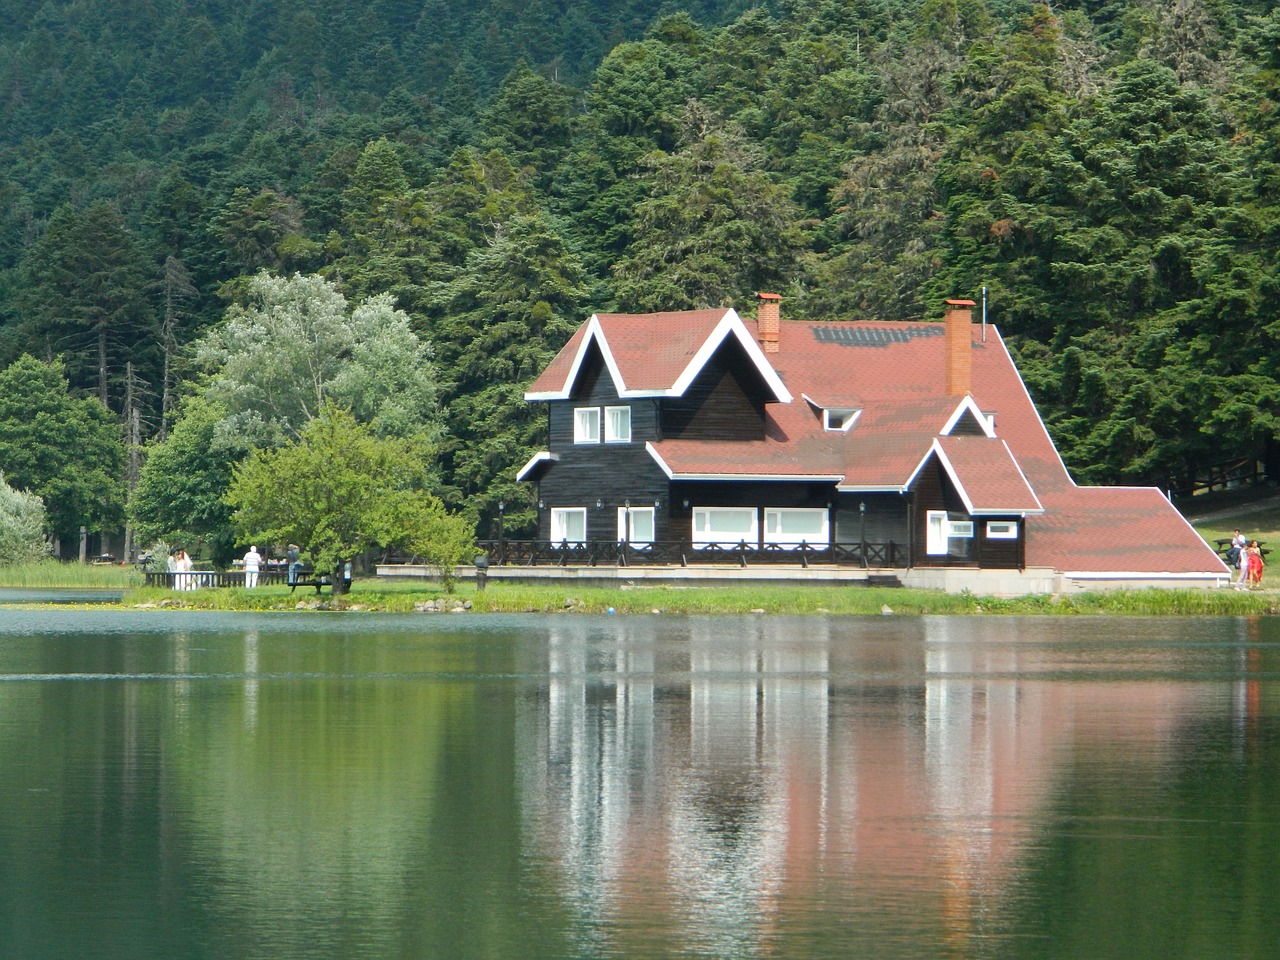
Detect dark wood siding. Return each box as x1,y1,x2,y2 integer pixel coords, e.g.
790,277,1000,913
661,338,767,441
538,347,672,539
834,494,909,544
664,481,838,544
536,445,671,541
947,409,988,436
548,347,659,449
976,518,1024,568
909,456,1022,569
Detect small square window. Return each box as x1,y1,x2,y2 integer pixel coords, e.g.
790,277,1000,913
574,407,600,443
986,521,1018,539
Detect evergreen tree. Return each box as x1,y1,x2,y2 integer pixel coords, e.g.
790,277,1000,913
431,212,590,525
613,101,803,312
0,355,124,548
15,201,156,410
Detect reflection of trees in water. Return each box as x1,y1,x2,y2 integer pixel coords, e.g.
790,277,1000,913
168,629,468,955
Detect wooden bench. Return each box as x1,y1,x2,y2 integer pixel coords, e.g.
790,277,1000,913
289,566,353,594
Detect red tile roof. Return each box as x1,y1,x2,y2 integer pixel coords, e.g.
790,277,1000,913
525,309,789,401
931,436,1043,514
529,310,1228,578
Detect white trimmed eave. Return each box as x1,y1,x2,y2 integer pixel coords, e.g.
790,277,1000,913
524,310,792,403
940,395,997,438
668,309,792,403
524,316,628,400
907,438,1045,517
645,443,838,482
1062,570,1231,581
516,451,559,481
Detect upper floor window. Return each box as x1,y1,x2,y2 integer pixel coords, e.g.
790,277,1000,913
605,405,632,443
574,407,600,443
823,408,859,432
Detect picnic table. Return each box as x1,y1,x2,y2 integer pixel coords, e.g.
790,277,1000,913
1214,539,1270,559
289,565,353,594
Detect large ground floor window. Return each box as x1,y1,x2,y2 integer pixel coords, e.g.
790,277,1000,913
763,507,829,546
617,506,654,544
550,507,587,544
691,507,758,546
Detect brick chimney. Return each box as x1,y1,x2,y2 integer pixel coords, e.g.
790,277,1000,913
944,298,976,396
756,292,781,353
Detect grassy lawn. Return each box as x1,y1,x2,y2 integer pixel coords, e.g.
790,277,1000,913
1186,498,1280,548
47,578,1276,616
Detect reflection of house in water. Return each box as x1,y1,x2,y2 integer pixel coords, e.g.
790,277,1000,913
517,619,1217,951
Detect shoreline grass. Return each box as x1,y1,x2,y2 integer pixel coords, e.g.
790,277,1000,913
3,561,1278,616
9,578,1274,616
0,561,143,589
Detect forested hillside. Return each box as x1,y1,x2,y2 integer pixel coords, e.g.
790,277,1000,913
1,0,1278,553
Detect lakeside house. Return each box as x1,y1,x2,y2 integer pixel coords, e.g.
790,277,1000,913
507,296,1227,594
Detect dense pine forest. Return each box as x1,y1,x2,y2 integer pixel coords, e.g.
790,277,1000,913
1,0,1278,557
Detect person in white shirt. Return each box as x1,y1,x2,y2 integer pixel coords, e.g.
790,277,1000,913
243,545,262,589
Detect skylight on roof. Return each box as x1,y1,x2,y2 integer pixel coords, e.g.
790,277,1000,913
812,326,944,347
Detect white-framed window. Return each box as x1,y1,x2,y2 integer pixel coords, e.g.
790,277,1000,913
926,510,949,555
986,520,1018,539
928,511,975,557
763,507,829,546
573,407,600,443
605,405,632,443
823,408,859,432
691,507,757,546
550,507,587,543
617,506,654,544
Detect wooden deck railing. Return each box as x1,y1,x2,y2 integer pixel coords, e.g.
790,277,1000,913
143,568,293,589
474,539,905,568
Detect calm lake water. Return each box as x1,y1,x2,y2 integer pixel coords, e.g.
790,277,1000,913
0,610,1277,960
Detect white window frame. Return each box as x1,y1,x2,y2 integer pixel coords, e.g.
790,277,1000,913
573,407,600,444
763,507,829,546
986,521,1018,539
691,507,758,546
616,505,654,544
948,520,974,539
604,405,632,443
926,510,949,555
550,507,587,544
823,408,859,432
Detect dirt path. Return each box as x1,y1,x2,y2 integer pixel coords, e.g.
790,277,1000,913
1182,494,1280,525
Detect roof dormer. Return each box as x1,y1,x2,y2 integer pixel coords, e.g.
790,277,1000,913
802,394,860,432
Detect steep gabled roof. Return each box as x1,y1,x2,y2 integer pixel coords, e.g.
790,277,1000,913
524,307,1228,579
525,309,791,402
922,436,1043,516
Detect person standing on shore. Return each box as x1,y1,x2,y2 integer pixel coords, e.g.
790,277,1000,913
243,545,261,588
287,544,301,585
1248,541,1265,589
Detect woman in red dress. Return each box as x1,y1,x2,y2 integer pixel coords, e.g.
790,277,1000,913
1247,541,1265,588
